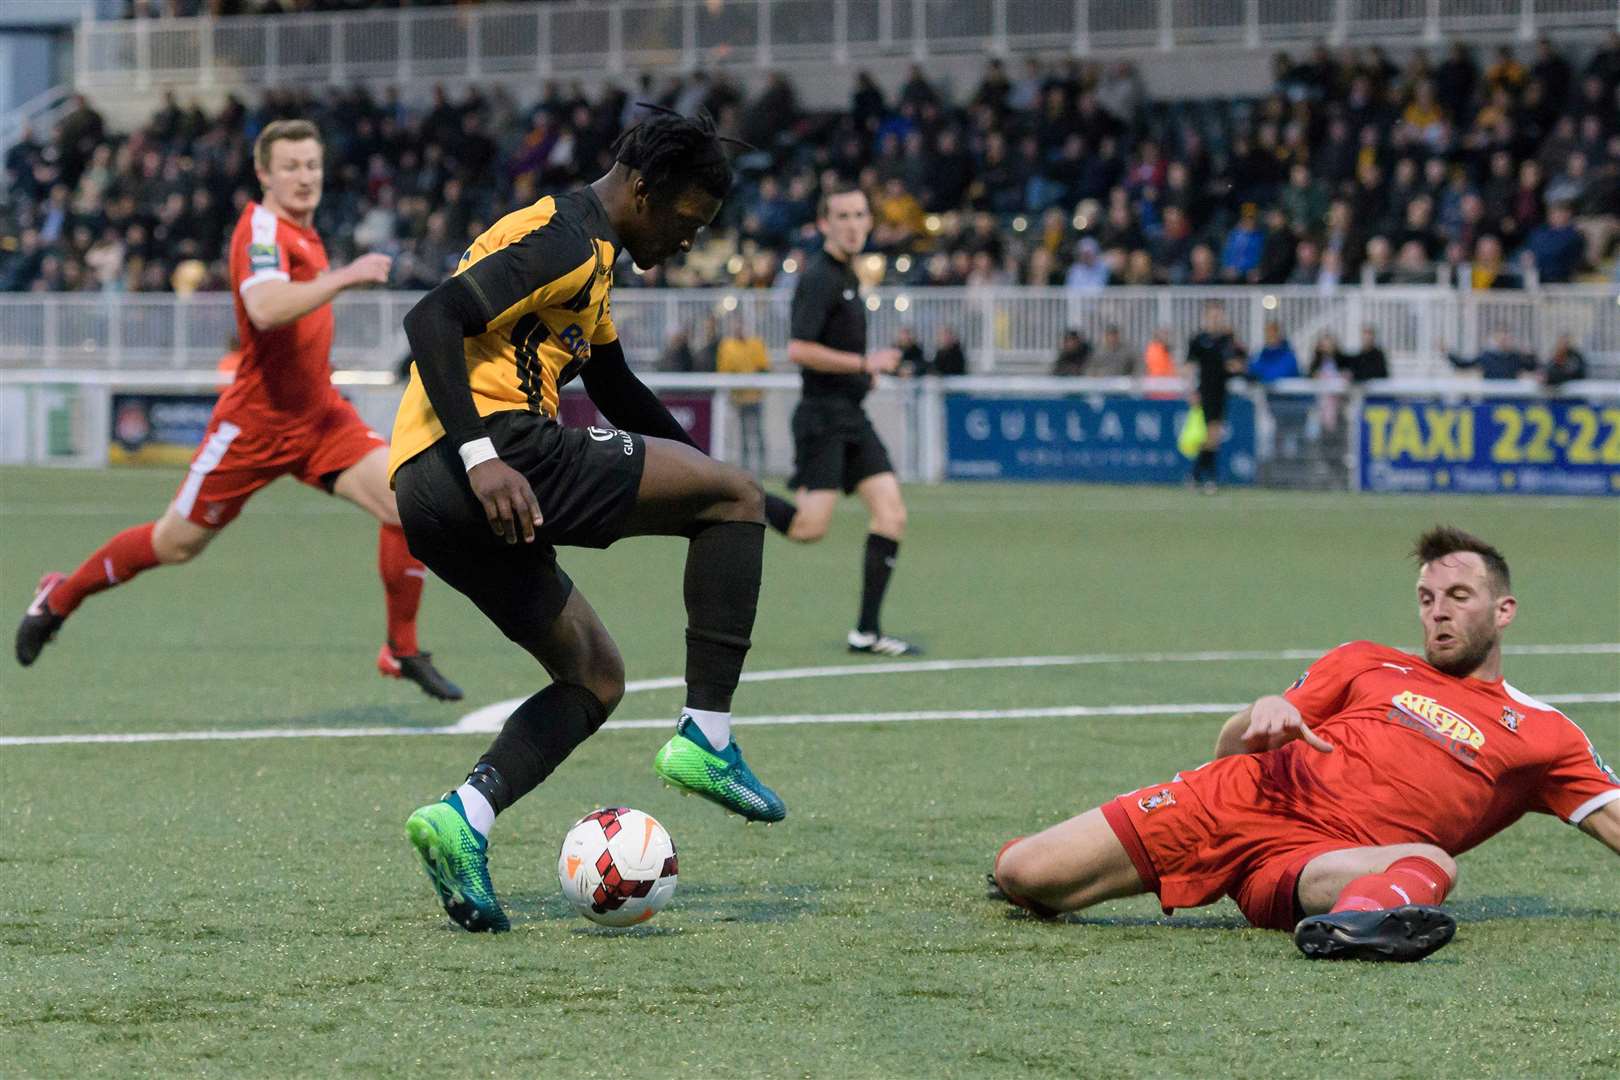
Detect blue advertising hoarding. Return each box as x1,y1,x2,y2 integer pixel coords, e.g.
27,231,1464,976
945,394,1255,484
1357,397,1620,496
109,392,217,466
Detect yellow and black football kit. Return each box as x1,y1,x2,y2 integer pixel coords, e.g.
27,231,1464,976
389,189,620,478
389,187,694,640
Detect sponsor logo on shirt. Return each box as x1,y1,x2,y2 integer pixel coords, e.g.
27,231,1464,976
248,242,279,272
1389,689,1486,760
558,323,591,365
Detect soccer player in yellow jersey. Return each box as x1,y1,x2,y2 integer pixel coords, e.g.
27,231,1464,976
391,111,784,932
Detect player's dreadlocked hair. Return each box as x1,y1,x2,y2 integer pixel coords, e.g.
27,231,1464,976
611,105,740,202
1412,525,1512,594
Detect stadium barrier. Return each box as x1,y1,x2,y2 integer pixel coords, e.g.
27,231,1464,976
76,0,1620,91
1,285,1616,378
4,367,1617,497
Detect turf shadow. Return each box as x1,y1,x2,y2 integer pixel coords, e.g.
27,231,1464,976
502,881,818,926
1447,894,1619,923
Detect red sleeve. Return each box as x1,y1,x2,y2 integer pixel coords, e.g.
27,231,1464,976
1282,641,1380,725
1532,720,1620,824
235,204,291,296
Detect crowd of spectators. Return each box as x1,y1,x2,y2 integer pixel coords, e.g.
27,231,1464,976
4,33,1619,299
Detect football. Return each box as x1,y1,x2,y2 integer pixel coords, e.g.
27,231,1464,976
557,807,678,927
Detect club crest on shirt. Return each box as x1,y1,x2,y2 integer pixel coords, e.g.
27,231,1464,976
1137,788,1176,813
1389,689,1486,759
1499,706,1523,732
1287,671,1308,692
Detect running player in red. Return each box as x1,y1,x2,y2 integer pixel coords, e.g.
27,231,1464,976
992,526,1619,961
14,119,461,700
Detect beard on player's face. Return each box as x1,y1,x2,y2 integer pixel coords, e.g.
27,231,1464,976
1424,611,1499,676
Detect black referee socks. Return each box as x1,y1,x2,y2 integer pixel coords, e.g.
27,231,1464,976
858,533,900,636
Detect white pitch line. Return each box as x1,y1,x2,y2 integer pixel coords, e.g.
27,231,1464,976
3,693,1616,749
450,643,1620,733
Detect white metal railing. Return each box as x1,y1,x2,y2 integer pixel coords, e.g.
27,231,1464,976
1,285,1616,378
0,83,75,156
76,0,1620,91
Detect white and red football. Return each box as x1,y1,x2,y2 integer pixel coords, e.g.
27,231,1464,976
556,807,678,927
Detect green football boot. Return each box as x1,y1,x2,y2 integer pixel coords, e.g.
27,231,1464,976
405,795,510,932
653,715,787,823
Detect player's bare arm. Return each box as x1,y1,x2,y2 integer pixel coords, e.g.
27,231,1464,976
1577,799,1620,855
241,253,393,331
786,340,899,375
402,277,543,545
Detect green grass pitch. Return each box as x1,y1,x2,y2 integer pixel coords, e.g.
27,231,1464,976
2,466,1617,1078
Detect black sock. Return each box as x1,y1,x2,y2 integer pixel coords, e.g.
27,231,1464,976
764,493,796,535
469,682,609,813
1195,449,1217,482
858,533,900,635
684,520,763,711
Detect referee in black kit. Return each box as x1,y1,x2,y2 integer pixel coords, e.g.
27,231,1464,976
1185,300,1248,493
762,183,920,656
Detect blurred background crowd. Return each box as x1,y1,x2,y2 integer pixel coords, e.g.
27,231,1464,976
4,31,1618,303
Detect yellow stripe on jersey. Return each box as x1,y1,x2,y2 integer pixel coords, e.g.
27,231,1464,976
388,190,619,479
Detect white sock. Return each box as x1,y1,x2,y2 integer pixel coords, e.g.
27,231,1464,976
453,783,496,838
683,707,732,751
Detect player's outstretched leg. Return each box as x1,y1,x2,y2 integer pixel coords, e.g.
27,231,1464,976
1292,846,1457,962
627,439,785,822
406,588,623,932
991,808,1149,917
334,448,464,701
376,523,462,701
16,516,190,666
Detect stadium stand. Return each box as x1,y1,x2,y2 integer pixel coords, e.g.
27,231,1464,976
4,33,1617,300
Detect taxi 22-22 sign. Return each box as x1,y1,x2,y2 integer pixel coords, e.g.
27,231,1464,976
1358,397,1620,496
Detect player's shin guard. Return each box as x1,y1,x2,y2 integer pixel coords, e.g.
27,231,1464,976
1331,856,1452,913
683,520,764,712
378,524,424,656
50,522,161,616
473,683,610,812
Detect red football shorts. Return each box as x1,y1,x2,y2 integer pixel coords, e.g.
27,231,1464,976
1100,754,1361,931
171,393,386,528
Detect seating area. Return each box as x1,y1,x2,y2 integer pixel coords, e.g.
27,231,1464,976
3,33,1618,297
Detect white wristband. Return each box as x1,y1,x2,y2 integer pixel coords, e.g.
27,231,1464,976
458,437,498,472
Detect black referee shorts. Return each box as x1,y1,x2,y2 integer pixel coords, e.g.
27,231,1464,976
394,410,645,643
788,397,894,494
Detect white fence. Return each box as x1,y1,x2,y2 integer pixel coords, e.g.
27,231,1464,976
1,285,1616,379
75,0,1620,91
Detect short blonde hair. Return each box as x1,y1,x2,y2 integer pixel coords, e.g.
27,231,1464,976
253,119,322,172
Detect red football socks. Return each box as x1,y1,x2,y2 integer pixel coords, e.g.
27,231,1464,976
1331,856,1452,913
379,524,424,656
49,522,160,616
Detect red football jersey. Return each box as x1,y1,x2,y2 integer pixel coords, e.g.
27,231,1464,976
223,201,336,421
1185,640,1619,855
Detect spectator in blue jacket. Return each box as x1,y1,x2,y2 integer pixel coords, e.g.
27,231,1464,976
1447,329,1536,380
1220,203,1267,283
1247,320,1300,383
1523,202,1585,283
